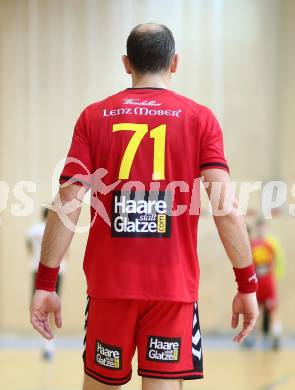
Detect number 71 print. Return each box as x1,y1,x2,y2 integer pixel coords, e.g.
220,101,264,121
112,123,166,180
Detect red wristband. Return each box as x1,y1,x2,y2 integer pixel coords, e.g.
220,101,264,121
35,263,60,292
233,264,258,293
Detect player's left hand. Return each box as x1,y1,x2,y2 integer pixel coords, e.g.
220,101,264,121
231,291,259,343
30,289,62,340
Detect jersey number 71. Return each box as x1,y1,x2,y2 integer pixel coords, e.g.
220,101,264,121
112,123,166,180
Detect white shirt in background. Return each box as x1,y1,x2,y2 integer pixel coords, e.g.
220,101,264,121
26,222,66,272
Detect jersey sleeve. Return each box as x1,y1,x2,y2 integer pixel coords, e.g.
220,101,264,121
59,110,93,187
199,108,229,172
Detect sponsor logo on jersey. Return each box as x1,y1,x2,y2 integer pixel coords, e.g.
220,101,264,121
157,214,167,233
95,340,122,370
146,336,181,363
111,191,172,238
103,107,182,118
123,98,162,106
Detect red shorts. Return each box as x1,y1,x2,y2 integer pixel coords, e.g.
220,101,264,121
83,297,203,385
257,276,277,310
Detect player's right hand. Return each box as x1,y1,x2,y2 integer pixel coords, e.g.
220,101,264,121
30,290,62,340
231,292,259,343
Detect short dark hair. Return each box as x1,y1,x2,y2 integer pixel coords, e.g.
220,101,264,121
126,24,175,74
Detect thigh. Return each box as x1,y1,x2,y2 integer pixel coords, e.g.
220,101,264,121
83,373,121,390
142,377,182,390
83,297,138,386
137,301,203,381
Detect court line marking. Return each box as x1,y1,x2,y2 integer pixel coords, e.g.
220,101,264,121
19,388,80,390
258,372,295,390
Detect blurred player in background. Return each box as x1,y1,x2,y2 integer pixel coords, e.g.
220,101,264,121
250,218,285,349
26,208,66,360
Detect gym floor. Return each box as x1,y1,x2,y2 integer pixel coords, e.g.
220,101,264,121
1,336,295,390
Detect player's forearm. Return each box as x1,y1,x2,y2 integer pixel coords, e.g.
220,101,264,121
202,168,253,268
213,202,252,268
39,186,83,268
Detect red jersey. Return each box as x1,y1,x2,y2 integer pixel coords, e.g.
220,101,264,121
251,238,277,306
251,238,275,279
60,88,228,302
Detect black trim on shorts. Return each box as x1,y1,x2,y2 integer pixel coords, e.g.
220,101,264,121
183,374,204,380
84,367,132,385
192,302,203,372
138,372,203,381
200,162,229,171
138,368,202,375
85,366,132,381
82,296,90,363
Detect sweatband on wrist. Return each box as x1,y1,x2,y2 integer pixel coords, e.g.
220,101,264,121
233,264,258,293
35,263,60,292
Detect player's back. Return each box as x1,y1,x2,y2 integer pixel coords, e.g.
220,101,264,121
61,88,228,302
94,88,200,184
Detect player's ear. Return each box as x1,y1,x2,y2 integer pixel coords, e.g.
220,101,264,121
170,54,179,73
122,55,132,74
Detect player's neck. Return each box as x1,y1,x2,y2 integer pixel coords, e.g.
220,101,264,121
131,72,171,89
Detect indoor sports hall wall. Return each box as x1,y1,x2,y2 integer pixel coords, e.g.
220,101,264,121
0,0,294,334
